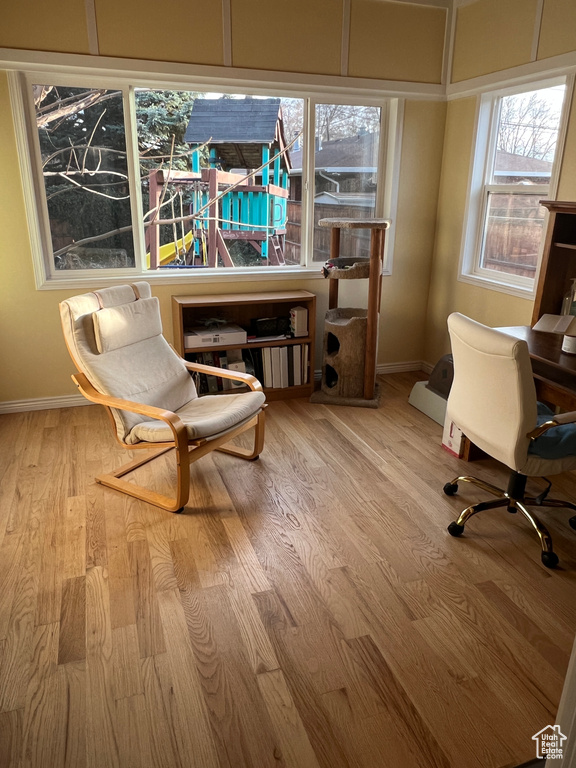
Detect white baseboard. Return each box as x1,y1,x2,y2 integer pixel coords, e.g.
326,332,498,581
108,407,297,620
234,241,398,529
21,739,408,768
0,394,92,414
0,362,431,415
377,361,428,374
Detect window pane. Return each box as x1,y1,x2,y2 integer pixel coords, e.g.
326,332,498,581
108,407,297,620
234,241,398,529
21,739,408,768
135,91,303,269
34,85,135,270
312,104,381,263
491,85,565,185
480,193,545,277
478,83,566,281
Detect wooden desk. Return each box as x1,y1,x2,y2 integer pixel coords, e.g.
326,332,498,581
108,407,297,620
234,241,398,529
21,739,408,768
500,325,576,410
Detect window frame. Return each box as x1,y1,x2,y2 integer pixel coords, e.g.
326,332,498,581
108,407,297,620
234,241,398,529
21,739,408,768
459,75,573,298
9,69,401,290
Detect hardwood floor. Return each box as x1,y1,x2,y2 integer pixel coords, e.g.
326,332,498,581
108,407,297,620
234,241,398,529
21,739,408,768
1,372,575,768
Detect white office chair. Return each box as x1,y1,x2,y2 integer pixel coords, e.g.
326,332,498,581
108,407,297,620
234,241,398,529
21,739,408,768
444,312,576,568
60,282,266,513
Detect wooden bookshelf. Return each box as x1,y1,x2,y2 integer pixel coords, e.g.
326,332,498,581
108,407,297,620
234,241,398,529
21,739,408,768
172,290,316,401
532,200,576,323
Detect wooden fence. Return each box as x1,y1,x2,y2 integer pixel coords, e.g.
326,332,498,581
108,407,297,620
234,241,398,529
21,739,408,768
286,201,374,264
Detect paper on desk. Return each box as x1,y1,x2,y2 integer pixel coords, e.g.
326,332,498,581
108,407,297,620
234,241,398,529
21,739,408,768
533,314,576,335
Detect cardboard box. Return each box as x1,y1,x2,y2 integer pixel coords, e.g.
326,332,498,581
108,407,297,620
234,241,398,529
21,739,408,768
184,324,247,348
442,418,464,458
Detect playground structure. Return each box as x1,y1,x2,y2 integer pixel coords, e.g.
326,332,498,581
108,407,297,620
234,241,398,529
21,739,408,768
145,98,291,268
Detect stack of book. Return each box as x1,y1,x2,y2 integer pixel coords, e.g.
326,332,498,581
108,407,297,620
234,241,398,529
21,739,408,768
186,345,309,392
260,345,308,389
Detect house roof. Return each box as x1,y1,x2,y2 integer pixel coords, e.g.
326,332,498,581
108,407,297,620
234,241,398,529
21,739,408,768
495,149,553,175
290,132,379,173
184,97,289,171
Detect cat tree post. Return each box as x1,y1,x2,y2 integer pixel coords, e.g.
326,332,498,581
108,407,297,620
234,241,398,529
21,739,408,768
311,218,390,408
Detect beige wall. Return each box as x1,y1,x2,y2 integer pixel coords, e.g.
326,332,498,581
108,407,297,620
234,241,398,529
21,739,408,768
0,0,447,84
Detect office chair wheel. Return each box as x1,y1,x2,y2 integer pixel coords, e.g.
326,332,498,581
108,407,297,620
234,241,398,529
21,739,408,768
541,550,559,569
447,521,464,536
443,482,458,496
569,516,576,531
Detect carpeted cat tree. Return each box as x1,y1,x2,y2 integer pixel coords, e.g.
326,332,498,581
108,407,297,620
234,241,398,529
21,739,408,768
311,218,389,408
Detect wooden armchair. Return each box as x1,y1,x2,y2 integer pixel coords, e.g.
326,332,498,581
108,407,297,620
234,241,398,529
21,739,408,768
59,282,266,512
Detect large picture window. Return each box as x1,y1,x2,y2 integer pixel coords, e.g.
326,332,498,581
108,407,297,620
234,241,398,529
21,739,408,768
460,78,571,295
17,74,393,285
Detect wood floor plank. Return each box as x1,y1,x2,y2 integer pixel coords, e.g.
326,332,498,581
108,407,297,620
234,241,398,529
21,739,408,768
347,634,452,768
0,708,23,768
0,505,41,713
85,566,120,768
58,576,86,665
257,669,321,768
59,661,86,768
156,589,220,768
111,624,143,700
22,622,67,768
128,540,166,658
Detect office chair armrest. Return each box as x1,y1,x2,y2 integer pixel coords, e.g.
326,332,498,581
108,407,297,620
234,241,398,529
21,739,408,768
71,372,189,444
182,360,264,392
527,410,576,440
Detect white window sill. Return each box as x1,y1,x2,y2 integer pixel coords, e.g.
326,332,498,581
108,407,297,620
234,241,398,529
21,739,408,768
38,263,393,290
457,272,535,301
37,265,331,291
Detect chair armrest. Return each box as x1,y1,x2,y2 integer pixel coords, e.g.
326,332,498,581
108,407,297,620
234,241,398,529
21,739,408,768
72,372,189,445
527,410,576,440
182,361,264,392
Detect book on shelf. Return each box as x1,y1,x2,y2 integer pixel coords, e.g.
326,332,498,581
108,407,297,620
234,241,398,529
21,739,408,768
271,347,282,389
302,345,309,384
262,347,273,388
287,347,294,387
293,345,302,387
290,306,308,338
279,347,289,389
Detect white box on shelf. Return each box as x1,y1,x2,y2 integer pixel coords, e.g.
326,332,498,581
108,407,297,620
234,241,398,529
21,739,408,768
184,324,247,348
442,417,464,458
290,306,308,338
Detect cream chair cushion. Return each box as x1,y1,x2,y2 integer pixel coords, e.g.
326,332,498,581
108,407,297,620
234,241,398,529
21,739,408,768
93,297,162,353
129,390,265,442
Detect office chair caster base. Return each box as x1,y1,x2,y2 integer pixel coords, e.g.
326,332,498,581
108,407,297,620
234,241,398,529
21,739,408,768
569,516,576,531
444,483,458,496
541,550,559,569
448,521,465,537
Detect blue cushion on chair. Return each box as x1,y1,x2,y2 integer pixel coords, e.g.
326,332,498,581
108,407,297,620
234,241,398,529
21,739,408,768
528,402,576,459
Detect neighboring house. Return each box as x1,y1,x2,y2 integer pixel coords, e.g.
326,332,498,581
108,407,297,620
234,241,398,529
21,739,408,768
289,132,378,204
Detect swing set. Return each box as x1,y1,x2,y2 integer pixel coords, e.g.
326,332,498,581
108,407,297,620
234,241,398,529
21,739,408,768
145,97,291,269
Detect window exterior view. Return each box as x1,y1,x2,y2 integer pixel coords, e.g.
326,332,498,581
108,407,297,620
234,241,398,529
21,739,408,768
464,81,568,290
27,82,387,278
